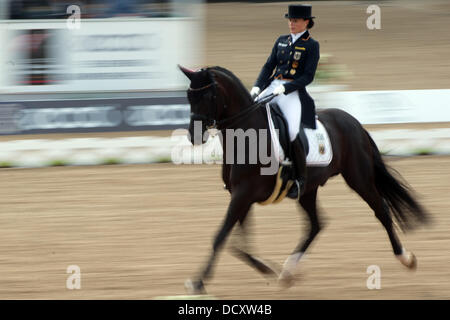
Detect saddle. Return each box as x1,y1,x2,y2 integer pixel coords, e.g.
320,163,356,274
259,103,309,205
259,102,332,205
268,102,309,160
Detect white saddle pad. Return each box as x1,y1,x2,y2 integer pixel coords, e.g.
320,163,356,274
266,104,333,167
304,120,333,166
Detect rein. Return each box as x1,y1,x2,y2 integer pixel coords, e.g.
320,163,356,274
188,81,276,130
188,70,276,131
215,93,276,130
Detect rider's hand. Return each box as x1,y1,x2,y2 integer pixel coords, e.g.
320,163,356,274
250,86,260,99
273,85,285,96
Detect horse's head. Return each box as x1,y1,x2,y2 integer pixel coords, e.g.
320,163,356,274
179,65,226,145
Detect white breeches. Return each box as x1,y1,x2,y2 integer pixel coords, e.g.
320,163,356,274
257,79,301,142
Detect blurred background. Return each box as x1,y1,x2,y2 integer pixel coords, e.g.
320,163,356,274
0,0,449,299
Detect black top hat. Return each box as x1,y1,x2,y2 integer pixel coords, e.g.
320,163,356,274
285,4,315,19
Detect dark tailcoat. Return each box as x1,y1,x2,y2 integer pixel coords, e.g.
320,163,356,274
255,30,320,129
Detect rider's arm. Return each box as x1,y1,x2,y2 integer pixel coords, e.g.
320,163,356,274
254,37,280,89
284,40,320,94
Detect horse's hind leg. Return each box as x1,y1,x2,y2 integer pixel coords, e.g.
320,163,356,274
185,189,253,294
342,166,417,269
229,208,280,278
279,187,321,287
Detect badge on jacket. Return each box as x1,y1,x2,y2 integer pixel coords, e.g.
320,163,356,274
294,51,302,60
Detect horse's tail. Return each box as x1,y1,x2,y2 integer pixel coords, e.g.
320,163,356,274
366,131,429,231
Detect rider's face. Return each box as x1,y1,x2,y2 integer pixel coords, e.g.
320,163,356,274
288,18,308,34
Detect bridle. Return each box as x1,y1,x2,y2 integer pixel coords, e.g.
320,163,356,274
188,81,276,131
188,82,220,129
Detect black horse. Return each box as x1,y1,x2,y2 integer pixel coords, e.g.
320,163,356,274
179,65,429,294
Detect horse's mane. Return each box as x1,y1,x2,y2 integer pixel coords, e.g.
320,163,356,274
208,66,253,102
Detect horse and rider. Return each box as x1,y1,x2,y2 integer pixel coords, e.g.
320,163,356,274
179,4,429,295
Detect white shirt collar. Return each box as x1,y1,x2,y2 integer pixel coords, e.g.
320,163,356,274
291,30,307,43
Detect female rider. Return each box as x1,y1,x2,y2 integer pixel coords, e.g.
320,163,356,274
250,4,320,199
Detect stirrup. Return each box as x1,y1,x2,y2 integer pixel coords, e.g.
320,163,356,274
287,179,304,200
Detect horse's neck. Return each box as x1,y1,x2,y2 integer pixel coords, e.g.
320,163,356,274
219,78,252,117
219,106,270,185
225,99,268,130
217,73,269,133
220,107,269,150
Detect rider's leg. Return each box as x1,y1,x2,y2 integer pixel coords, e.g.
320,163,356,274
289,134,307,198
258,82,306,198
276,90,301,142
276,90,306,199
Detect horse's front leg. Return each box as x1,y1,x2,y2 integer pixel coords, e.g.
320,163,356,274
230,208,280,278
185,189,252,294
222,163,231,192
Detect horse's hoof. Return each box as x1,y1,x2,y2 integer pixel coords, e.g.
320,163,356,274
185,279,207,295
397,250,417,270
407,252,417,270
277,270,295,289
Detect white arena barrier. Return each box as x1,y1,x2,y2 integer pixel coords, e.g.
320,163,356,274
0,127,449,168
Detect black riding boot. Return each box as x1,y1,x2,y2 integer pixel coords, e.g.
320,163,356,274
287,134,307,199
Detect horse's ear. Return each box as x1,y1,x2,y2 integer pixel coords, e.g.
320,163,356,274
178,64,195,80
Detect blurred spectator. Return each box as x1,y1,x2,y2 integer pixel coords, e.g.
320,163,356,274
103,0,140,17
7,0,173,19
9,0,54,19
